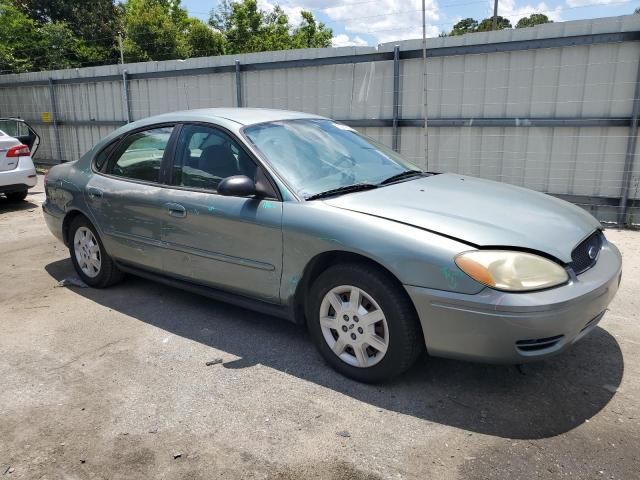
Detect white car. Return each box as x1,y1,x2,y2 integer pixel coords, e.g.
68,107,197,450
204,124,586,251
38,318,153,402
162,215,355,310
0,118,40,202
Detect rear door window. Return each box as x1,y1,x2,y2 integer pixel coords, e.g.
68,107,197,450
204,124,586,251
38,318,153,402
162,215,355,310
107,126,173,183
94,139,120,171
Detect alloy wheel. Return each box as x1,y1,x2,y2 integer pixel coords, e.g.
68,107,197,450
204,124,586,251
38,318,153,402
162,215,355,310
73,226,102,278
319,285,389,368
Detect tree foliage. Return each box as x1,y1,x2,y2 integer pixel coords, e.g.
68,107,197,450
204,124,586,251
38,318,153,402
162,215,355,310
449,12,551,36
292,10,333,48
450,18,479,36
209,0,332,54
478,16,512,32
185,18,226,58
0,0,102,73
14,0,122,60
516,13,552,29
122,0,188,62
0,0,334,74
0,1,39,73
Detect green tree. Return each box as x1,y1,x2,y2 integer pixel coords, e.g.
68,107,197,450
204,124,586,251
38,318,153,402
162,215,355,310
210,0,332,54
38,21,82,70
516,13,552,28
215,0,269,53
122,0,188,62
291,10,332,48
257,4,292,52
477,16,512,32
0,0,38,73
186,18,226,58
13,0,123,63
449,18,478,36
210,0,233,32
0,0,102,72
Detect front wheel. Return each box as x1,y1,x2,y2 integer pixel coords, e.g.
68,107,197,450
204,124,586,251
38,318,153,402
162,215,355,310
307,263,424,383
68,215,124,288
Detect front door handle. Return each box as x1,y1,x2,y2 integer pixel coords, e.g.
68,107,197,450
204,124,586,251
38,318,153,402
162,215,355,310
165,202,187,218
87,188,103,199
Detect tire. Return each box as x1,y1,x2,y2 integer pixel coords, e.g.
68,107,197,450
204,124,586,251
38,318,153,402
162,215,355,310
5,190,27,202
307,263,424,383
68,215,124,288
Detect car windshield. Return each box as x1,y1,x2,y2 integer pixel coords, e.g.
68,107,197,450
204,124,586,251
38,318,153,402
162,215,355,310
243,119,420,198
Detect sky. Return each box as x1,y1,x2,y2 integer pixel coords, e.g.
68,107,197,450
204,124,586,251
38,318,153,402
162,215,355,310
181,0,640,47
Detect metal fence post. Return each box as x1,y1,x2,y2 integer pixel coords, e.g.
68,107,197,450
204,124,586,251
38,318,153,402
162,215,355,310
48,78,62,163
392,45,400,152
235,60,242,107
618,57,640,226
122,70,131,123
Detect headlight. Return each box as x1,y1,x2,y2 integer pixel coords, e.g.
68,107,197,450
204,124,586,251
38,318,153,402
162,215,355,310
454,250,568,292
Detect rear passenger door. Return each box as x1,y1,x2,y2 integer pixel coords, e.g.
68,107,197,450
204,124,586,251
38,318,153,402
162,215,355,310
160,123,283,302
86,125,175,272
0,119,40,172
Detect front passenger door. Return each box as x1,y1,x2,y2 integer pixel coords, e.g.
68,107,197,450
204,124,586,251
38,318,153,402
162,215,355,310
160,124,283,302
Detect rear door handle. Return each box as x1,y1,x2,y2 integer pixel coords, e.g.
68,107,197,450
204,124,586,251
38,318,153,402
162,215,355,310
165,202,187,218
87,188,103,199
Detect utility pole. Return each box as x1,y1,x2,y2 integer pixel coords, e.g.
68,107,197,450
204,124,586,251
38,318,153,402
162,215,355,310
422,0,429,170
492,0,499,30
118,34,125,64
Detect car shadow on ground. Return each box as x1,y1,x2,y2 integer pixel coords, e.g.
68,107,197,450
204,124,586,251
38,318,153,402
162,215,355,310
0,197,40,213
45,258,624,441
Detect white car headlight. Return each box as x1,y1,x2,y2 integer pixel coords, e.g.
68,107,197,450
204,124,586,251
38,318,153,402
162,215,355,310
454,250,569,292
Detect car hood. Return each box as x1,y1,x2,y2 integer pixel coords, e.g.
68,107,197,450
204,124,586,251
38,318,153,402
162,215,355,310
324,173,601,262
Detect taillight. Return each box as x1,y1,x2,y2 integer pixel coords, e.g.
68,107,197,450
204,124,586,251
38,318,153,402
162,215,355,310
6,144,30,157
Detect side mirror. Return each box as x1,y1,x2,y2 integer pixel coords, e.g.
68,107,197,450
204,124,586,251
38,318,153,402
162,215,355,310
218,175,259,197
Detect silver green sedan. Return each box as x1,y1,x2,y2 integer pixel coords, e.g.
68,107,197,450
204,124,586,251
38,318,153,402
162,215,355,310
43,109,622,382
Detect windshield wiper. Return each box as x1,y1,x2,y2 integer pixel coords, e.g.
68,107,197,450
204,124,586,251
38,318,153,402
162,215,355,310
379,170,424,185
305,183,378,201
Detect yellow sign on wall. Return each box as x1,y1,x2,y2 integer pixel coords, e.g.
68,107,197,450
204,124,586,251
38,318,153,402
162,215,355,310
41,112,52,123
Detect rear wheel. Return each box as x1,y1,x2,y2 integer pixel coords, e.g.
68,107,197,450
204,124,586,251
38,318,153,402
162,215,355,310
68,215,124,288
307,263,423,383
5,190,27,202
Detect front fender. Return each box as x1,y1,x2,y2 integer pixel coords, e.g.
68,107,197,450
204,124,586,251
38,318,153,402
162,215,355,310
280,202,485,303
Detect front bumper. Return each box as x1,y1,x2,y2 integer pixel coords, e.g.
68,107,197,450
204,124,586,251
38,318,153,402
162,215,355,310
406,241,622,363
0,156,37,192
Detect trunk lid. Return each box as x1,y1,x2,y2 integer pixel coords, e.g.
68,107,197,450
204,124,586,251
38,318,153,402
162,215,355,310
324,173,601,262
0,133,21,172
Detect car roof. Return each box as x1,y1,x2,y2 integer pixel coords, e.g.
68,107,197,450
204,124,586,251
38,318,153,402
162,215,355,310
135,108,327,127
93,108,332,167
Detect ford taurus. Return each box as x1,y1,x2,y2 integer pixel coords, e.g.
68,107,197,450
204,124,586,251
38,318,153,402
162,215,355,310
42,109,622,382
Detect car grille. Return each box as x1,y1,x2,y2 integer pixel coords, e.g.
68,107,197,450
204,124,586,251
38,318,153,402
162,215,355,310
568,231,604,275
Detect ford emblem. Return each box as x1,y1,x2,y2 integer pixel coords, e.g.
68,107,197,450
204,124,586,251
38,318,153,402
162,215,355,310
588,245,598,260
